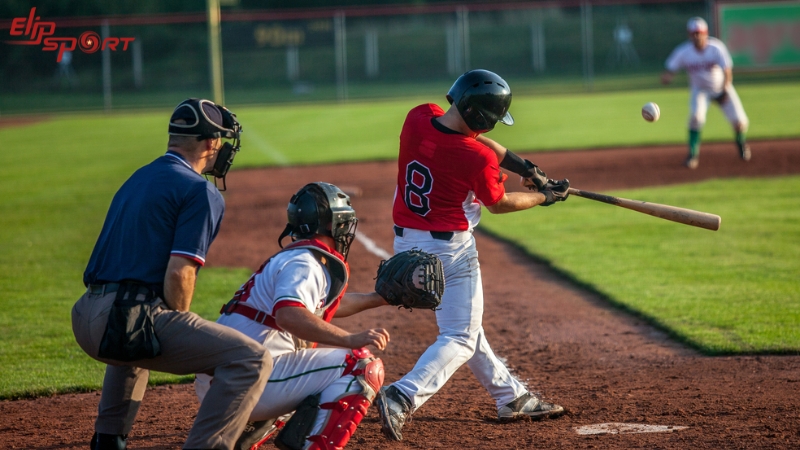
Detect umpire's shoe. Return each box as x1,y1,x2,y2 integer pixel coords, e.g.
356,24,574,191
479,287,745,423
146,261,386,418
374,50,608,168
498,392,565,421
376,385,412,441
235,418,277,450
90,432,127,450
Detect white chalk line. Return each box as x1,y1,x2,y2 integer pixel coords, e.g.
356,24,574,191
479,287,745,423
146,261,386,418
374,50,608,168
244,129,289,165
574,423,688,435
355,232,392,260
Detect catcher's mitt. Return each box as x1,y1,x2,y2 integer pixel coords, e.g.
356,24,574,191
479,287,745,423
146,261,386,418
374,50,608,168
375,249,444,311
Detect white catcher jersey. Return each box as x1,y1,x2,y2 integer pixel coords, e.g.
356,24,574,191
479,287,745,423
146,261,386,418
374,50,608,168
665,37,732,93
216,249,331,357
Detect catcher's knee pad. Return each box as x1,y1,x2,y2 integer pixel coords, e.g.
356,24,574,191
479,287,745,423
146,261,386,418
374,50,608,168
342,348,384,401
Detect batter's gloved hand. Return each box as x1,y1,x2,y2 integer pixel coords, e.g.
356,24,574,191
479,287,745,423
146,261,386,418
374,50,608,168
540,178,570,206
521,160,548,191
375,249,444,311
711,89,729,105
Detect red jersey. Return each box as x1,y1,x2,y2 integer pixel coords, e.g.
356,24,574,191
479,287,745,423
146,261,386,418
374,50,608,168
392,104,507,232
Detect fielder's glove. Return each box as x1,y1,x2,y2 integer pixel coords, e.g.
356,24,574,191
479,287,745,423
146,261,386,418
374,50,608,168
711,89,729,105
522,160,548,191
375,249,444,311
540,178,570,206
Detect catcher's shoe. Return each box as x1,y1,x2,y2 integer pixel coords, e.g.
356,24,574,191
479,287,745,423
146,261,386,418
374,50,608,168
234,418,278,450
376,385,412,441
498,392,565,421
90,432,127,450
739,144,751,161
684,156,699,170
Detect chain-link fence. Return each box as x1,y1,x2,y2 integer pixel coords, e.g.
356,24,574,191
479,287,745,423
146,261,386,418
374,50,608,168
1,0,797,114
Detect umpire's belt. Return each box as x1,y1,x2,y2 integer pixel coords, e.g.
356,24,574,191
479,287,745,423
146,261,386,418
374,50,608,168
88,283,152,297
394,225,454,241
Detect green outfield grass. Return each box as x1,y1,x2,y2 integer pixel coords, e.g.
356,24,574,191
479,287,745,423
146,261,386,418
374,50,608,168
0,81,798,398
481,177,800,354
232,80,800,167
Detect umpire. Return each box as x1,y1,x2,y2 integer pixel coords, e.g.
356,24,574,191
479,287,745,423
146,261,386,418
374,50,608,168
72,99,272,450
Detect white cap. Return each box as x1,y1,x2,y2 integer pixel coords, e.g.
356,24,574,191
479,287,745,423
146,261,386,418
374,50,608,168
687,17,708,33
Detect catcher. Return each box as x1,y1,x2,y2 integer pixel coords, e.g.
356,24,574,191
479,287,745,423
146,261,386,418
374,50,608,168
194,182,442,450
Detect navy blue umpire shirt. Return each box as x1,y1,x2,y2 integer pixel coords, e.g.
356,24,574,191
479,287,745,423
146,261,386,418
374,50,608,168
84,151,225,297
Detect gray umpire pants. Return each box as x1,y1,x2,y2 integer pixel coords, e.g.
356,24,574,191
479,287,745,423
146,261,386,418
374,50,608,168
72,288,272,450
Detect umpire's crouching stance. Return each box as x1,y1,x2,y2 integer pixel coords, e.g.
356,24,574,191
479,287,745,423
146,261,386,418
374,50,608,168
72,99,272,450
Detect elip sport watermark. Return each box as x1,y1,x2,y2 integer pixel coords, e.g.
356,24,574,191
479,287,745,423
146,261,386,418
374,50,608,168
5,7,135,62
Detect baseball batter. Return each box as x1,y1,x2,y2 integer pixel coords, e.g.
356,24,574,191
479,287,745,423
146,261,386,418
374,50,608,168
661,16,751,169
195,182,390,450
376,69,568,442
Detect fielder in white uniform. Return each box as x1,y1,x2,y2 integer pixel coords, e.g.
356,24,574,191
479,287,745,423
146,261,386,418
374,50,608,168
661,16,751,169
195,182,389,450
375,70,569,442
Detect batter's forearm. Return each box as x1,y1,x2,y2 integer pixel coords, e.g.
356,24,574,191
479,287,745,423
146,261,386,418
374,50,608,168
486,191,547,214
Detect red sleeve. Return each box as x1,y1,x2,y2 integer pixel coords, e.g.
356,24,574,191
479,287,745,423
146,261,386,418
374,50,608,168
273,299,306,313
471,150,507,207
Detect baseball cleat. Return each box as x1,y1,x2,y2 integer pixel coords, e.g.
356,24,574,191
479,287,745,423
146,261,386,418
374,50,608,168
375,385,411,441
739,144,751,161
684,156,699,169
498,392,565,421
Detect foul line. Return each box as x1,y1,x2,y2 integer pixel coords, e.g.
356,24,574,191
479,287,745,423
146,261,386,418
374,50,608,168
355,232,392,260
245,129,289,165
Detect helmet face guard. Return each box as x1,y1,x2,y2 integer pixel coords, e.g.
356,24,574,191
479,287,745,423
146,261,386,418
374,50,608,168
446,69,513,133
168,98,242,191
279,182,358,259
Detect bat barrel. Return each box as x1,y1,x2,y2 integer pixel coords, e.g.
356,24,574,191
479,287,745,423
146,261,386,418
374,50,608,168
567,188,721,231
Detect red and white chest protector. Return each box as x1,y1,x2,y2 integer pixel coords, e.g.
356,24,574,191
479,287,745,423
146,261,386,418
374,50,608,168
218,238,350,354
392,104,507,232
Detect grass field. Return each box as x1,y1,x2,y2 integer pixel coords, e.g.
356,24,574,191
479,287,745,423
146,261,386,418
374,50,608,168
481,177,800,355
0,81,798,399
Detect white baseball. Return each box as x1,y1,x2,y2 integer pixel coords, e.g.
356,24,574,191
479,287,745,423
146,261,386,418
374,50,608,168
642,102,660,122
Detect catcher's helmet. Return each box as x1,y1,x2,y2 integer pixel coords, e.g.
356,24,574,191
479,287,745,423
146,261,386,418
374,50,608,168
278,182,358,259
446,69,514,133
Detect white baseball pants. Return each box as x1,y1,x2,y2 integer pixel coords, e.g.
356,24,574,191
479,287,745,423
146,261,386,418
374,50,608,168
688,85,749,131
196,348,364,433
391,228,528,410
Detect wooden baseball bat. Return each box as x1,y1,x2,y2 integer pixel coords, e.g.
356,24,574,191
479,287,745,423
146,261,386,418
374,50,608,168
567,188,721,231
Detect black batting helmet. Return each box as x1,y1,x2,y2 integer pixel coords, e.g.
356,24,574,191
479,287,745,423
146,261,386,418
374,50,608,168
278,182,358,259
446,69,514,133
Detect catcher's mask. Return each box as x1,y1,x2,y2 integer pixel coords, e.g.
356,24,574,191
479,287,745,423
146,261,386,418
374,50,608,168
168,98,242,191
446,69,513,133
278,182,358,260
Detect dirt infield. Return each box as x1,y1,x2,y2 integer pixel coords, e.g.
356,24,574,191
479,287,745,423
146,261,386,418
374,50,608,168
2,140,799,449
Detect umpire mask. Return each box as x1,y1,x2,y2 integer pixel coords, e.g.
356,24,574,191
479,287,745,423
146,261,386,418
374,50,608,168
278,182,358,260
168,98,242,191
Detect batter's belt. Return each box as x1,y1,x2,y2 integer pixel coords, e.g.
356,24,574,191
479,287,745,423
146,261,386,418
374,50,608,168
394,226,453,241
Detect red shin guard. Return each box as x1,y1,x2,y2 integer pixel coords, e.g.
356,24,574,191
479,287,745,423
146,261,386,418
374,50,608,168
305,349,384,449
